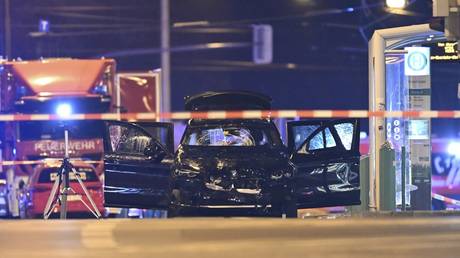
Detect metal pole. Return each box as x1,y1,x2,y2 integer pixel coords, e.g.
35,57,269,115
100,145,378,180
64,129,69,159
369,31,386,211
4,0,12,59
401,146,406,211
161,0,171,114
59,129,69,219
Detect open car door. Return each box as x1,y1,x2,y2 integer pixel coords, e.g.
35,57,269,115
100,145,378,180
103,121,174,209
287,119,360,209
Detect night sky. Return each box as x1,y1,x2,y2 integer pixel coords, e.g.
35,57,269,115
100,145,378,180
1,0,459,136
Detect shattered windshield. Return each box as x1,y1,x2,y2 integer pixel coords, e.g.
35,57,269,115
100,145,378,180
183,125,281,147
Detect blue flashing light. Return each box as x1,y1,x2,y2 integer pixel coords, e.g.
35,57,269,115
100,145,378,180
92,84,108,95
56,103,72,118
346,7,354,12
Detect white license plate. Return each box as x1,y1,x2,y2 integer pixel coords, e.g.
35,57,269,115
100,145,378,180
66,195,82,202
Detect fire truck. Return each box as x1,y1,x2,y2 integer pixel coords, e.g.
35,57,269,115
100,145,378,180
0,58,162,218
0,58,116,217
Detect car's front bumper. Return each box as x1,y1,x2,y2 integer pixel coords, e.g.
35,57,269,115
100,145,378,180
173,177,290,209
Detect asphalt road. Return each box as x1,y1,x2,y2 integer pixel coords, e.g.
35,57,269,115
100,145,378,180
1,217,460,258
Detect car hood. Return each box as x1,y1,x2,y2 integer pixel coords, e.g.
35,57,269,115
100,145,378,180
175,145,288,173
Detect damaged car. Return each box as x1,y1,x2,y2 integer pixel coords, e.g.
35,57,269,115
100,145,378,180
103,91,361,217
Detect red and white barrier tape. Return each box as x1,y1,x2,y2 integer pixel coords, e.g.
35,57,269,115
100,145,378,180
1,110,460,121
432,193,460,206
0,160,102,166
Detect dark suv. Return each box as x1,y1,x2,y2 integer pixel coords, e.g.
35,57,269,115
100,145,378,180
103,91,361,217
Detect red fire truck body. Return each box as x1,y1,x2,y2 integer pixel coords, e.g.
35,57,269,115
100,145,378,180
0,59,162,218
0,58,116,217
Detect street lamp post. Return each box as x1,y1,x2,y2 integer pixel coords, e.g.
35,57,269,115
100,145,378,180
4,0,12,59
161,0,171,114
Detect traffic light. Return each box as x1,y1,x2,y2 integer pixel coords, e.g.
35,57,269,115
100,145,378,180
252,24,273,64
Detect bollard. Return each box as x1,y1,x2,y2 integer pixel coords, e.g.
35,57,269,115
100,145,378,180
379,142,396,211
401,146,406,211
348,155,369,215
360,155,370,212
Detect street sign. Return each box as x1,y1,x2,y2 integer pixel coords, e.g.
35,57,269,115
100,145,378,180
430,41,458,61
38,19,50,33
253,25,273,64
405,47,430,76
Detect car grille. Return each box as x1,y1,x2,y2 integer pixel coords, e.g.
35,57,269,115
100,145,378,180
207,169,264,192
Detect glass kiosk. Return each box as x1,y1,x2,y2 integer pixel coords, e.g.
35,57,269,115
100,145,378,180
369,23,444,211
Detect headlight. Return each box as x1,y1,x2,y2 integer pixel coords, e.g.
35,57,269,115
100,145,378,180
175,168,200,178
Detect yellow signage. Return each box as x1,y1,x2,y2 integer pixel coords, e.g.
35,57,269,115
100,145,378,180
431,42,459,61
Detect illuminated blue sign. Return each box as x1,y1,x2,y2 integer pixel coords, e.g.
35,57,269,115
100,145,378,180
39,19,50,33
405,47,430,76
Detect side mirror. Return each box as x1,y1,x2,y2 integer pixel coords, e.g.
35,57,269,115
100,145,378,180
144,144,167,162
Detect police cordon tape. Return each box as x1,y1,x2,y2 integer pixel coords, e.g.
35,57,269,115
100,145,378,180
0,110,455,166
432,193,460,206
0,160,102,166
2,110,460,121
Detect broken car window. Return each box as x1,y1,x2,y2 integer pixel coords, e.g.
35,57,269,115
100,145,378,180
292,125,320,150
298,127,336,154
109,124,152,154
183,126,279,146
334,123,354,150
325,128,336,148
309,131,324,150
